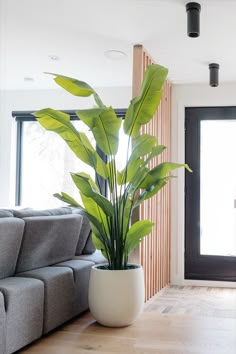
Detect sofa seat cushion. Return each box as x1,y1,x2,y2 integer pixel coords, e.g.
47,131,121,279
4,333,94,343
0,291,6,354
0,277,44,354
16,214,82,273
0,218,24,279
17,266,77,334
54,259,94,314
73,250,107,265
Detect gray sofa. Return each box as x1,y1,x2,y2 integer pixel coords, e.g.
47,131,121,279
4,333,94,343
0,207,106,354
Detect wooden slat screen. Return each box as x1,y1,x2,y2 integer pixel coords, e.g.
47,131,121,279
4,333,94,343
132,45,171,301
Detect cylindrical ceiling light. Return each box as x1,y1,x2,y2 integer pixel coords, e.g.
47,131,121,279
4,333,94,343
186,2,201,38
209,63,220,87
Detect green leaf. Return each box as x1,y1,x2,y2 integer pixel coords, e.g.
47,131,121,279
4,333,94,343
120,144,166,190
133,178,168,208
151,162,192,177
53,192,83,208
34,108,107,179
92,232,105,250
77,107,121,155
85,213,106,237
46,72,104,108
118,134,157,185
71,172,113,216
80,194,109,236
124,64,168,138
143,145,166,166
124,220,154,255
91,233,109,260
120,196,133,236
117,159,143,185
129,134,157,162
140,162,191,189
46,72,94,97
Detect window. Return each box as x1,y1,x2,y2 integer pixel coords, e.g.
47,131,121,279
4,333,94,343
13,109,126,208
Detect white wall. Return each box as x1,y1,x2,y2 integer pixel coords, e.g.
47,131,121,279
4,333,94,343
0,86,131,207
171,82,236,288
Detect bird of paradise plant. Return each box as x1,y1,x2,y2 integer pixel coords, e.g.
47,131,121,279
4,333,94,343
34,63,191,270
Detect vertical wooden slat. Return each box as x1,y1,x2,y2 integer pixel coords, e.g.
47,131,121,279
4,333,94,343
132,45,171,301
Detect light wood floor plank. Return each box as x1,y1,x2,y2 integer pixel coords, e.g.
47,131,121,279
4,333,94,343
19,286,236,354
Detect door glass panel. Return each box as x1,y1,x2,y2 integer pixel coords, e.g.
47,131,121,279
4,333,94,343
200,120,236,256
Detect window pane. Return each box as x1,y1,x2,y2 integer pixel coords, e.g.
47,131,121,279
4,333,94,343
105,122,130,198
21,121,95,208
200,120,236,256
116,123,130,171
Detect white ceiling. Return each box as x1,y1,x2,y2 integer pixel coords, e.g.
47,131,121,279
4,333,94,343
1,0,236,90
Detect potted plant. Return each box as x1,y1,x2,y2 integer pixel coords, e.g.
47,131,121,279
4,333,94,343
34,63,191,327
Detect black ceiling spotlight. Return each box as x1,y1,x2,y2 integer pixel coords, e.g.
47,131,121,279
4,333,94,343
186,2,201,38
209,63,220,87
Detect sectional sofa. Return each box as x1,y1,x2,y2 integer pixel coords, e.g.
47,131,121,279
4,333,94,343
0,207,106,354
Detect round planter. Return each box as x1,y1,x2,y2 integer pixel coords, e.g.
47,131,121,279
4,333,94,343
88,264,144,327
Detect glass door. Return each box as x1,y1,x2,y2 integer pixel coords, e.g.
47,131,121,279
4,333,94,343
185,107,236,281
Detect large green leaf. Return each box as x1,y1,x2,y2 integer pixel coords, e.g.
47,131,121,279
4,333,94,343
123,64,168,138
53,191,107,238
117,158,144,185
71,172,113,216
129,134,157,162
92,233,109,260
117,134,157,185
126,165,149,196
119,144,167,191
34,108,107,178
92,232,105,250
53,192,83,208
85,213,107,237
53,73,93,96
124,220,154,255
133,178,168,209
76,107,121,155
80,194,110,236
143,145,166,166
105,159,115,192
120,196,133,236
46,72,104,107
140,162,191,189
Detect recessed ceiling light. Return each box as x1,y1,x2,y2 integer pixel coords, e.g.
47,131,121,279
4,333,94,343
104,50,127,60
24,77,34,82
48,55,59,61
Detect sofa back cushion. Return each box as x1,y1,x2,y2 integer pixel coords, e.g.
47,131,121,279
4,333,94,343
82,232,96,254
13,207,72,218
75,215,92,255
16,214,82,273
0,217,25,279
71,208,95,255
0,209,14,218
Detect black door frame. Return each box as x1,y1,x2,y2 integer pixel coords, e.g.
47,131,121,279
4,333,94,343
185,106,236,282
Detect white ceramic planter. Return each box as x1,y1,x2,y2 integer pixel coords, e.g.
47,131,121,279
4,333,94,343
88,264,144,327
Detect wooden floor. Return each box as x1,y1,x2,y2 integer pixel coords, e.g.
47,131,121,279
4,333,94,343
19,286,236,354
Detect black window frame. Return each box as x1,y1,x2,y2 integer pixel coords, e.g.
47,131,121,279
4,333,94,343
12,109,126,206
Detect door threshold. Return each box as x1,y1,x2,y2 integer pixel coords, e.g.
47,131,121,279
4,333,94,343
183,279,236,288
